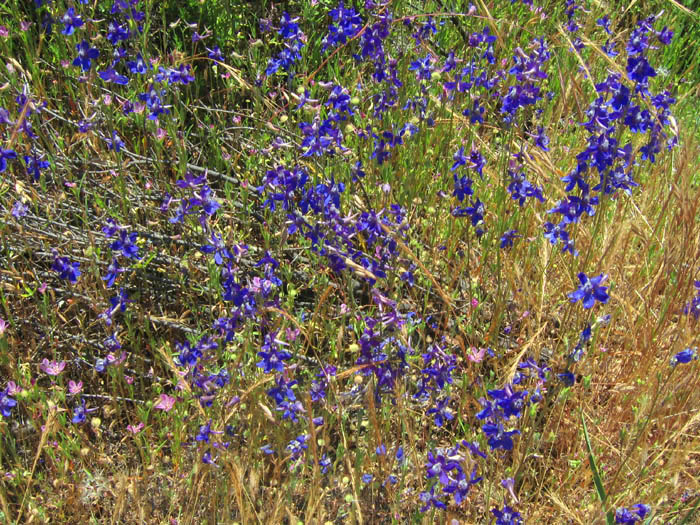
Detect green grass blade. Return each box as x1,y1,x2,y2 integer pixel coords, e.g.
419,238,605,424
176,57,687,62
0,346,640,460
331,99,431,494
581,411,615,525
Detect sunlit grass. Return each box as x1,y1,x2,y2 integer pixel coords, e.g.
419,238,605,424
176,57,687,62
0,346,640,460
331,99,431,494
0,0,698,523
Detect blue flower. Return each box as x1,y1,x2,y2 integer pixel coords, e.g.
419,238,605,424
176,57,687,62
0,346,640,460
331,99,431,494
126,53,151,75
683,280,700,320
491,504,524,525
482,422,520,451
207,45,224,61
104,131,125,152
72,399,95,424
73,40,99,71
52,253,81,283
24,154,50,181
11,201,28,218
418,487,446,512
0,148,17,173
671,347,697,366
101,257,124,288
500,229,520,249
61,8,83,36
110,230,140,259
106,20,130,45
98,68,129,85
0,387,17,418
199,233,232,265
256,333,291,373
615,503,650,524
427,397,454,427
196,420,213,443
409,54,433,80
533,126,550,151
488,384,529,418
568,272,609,309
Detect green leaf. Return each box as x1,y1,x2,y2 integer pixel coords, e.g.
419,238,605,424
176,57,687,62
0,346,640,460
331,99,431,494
581,411,615,525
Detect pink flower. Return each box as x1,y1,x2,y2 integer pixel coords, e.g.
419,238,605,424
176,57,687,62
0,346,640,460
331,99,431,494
154,394,176,412
467,347,486,363
106,351,127,367
6,381,21,395
285,327,300,342
127,422,144,434
40,358,66,376
68,380,83,395
0,317,7,335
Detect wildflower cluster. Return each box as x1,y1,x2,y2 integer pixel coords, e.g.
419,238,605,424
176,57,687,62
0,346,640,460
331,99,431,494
0,0,693,522
420,440,483,510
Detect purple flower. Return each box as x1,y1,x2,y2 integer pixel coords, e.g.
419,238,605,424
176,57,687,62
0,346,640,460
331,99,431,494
286,434,308,458
256,344,291,373
425,449,459,485
40,359,66,376
202,451,218,465
199,232,232,265
176,171,207,189
683,280,700,320
533,126,550,151
68,380,83,395
190,185,220,216
488,383,529,418
596,16,612,35
568,272,609,309
196,420,214,443
451,146,467,172
106,20,129,45
73,40,99,71
127,422,144,434
278,12,301,39
11,201,28,218
154,394,176,411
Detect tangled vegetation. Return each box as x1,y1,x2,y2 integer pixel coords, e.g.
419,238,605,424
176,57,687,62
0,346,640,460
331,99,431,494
0,0,699,523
